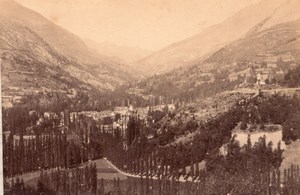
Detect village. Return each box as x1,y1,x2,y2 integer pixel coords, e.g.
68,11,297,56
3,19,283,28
229,51,297,85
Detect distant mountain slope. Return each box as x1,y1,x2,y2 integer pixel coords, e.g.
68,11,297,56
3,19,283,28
0,0,136,95
131,19,300,102
205,19,300,66
0,18,131,94
84,39,152,65
0,18,89,94
0,0,93,64
258,0,300,32
134,0,300,75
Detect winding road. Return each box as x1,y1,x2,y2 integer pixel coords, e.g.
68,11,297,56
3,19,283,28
8,158,128,187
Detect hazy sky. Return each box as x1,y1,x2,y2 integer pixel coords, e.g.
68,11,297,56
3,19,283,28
17,0,260,51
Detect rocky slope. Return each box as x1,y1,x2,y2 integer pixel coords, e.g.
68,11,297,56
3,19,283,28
0,18,90,95
0,0,136,97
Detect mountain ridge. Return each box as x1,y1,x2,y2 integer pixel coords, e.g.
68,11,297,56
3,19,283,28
0,0,137,97
134,0,299,75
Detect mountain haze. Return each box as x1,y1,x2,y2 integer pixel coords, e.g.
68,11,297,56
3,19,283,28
84,39,152,65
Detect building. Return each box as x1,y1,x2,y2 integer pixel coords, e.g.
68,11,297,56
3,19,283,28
256,73,269,85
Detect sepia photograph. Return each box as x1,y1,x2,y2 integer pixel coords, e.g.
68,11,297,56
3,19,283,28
1,0,300,194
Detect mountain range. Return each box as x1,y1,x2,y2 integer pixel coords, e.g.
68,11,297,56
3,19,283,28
133,0,300,75
1,0,300,103
131,7,300,101
0,0,137,98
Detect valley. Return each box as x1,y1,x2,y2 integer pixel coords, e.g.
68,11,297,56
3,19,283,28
1,0,300,194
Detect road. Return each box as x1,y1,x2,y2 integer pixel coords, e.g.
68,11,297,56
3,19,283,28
7,158,128,186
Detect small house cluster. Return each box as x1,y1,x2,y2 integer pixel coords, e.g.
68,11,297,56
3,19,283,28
229,51,297,86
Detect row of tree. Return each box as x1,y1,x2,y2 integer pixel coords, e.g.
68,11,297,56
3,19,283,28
5,163,97,195
3,109,104,177
5,163,300,195
96,93,300,194
105,133,284,178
